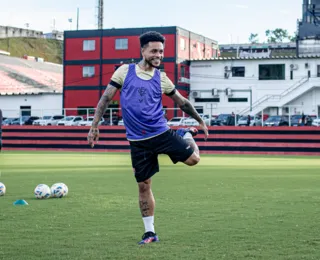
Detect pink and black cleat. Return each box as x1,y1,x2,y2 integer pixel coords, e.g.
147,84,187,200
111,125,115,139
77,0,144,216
138,232,159,245
176,127,198,138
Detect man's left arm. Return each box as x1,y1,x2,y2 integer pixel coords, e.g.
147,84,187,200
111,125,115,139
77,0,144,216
169,89,202,122
167,89,209,140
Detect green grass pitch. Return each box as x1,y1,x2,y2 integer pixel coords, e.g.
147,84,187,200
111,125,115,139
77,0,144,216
1,151,320,260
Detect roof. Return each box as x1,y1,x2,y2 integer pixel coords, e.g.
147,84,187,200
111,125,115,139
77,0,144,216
190,55,320,62
0,55,62,95
219,42,296,50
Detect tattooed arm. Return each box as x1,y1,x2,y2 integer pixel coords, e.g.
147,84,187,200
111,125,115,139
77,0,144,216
168,89,209,140
87,84,118,148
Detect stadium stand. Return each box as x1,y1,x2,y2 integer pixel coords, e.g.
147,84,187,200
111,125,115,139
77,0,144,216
0,55,62,94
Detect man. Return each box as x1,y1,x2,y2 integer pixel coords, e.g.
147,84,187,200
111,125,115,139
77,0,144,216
247,115,251,126
87,31,209,245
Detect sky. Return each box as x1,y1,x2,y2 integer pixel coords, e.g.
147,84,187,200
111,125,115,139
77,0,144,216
0,0,302,44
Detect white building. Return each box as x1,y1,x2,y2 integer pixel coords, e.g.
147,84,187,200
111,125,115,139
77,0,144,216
189,55,320,117
1,93,62,118
43,30,64,41
0,55,63,118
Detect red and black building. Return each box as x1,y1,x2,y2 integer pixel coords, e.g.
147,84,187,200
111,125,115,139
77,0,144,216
63,26,218,119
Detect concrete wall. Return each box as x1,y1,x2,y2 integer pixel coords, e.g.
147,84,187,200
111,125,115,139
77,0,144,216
0,26,43,39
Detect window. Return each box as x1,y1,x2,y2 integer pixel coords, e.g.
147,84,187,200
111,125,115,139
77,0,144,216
195,98,220,102
195,106,203,113
232,67,245,77
20,106,31,116
197,42,201,53
115,39,128,50
180,38,186,50
317,65,320,77
83,66,95,77
228,98,248,102
259,64,285,80
181,66,185,77
83,40,95,51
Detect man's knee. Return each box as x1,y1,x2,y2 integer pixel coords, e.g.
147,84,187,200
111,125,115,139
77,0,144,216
183,152,200,166
138,178,151,193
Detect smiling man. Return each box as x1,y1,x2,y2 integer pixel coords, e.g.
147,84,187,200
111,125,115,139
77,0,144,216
87,31,208,245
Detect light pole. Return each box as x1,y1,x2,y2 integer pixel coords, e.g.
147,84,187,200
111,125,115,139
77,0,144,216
68,18,72,30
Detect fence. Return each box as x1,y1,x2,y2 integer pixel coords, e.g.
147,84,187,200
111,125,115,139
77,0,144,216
2,125,320,156
1,104,320,127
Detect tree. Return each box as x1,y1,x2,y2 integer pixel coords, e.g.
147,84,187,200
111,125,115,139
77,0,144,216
288,32,297,42
248,33,259,44
265,28,290,43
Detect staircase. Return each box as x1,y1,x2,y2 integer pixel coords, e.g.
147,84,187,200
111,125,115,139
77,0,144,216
240,77,311,115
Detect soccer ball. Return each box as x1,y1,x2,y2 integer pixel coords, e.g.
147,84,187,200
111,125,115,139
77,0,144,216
34,184,51,199
0,182,6,196
51,183,68,198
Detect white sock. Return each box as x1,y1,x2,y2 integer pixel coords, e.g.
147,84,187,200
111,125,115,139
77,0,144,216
143,216,155,233
183,132,193,139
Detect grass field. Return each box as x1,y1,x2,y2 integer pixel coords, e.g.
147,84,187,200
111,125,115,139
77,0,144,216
1,151,320,260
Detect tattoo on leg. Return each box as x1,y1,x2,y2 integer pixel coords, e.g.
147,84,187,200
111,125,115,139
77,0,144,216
139,200,150,217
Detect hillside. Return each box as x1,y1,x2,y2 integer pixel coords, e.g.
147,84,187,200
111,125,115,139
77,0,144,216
0,37,63,64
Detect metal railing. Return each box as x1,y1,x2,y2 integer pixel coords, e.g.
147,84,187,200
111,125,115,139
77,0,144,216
239,77,310,115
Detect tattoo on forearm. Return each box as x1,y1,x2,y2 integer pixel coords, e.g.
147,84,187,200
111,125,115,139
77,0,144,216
92,86,117,127
139,200,150,217
179,99,203,124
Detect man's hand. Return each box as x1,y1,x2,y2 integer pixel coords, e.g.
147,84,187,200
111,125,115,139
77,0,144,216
199,122,209,141
87,127,99,148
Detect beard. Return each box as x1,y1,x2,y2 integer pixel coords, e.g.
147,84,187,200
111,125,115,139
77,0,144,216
145,57,162,69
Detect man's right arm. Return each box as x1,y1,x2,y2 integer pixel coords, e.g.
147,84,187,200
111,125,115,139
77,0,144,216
91,64,128,128
91,84,118,128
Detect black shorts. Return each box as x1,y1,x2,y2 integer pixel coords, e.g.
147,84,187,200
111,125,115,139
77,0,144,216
129,129,194,183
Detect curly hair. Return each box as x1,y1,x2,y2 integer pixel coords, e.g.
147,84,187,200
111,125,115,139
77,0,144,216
139,31,165,48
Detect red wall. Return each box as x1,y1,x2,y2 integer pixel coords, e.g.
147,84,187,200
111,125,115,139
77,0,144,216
162,34,176,58
64,90,100,113
102,36,141,59
162,62,175,83
102,64,117,86
65,65,100,86
177,35,190,60
65,38,101,60
177,35,215,60
102,34,175,59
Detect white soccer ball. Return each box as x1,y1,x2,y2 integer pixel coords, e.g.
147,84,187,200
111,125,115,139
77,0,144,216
0,182,6,196
34,184,51,199
51,183,68,198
